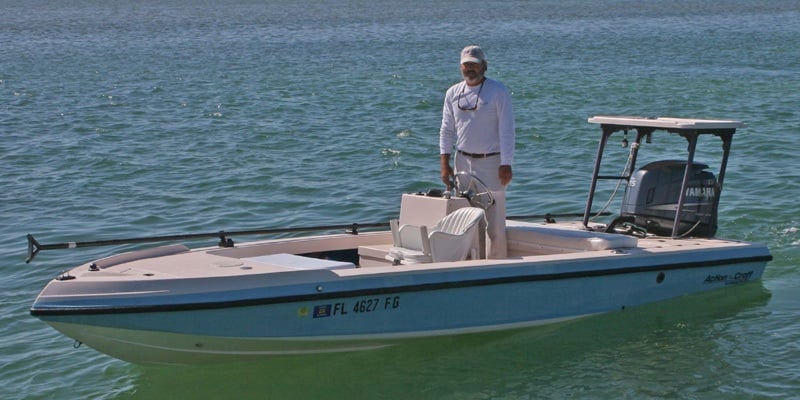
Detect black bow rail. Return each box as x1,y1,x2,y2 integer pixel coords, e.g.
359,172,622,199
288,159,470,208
25,212,608,263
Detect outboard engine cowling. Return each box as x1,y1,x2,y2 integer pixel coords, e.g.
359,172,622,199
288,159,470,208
621,160,718,237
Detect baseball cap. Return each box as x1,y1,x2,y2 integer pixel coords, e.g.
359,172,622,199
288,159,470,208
460,45,487,64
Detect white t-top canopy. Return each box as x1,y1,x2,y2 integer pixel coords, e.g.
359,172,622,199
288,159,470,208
588,116,745,130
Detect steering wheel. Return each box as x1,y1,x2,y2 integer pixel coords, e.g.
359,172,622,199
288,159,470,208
452,171,495,210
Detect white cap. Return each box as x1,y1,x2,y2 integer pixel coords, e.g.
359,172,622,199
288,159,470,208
460,45,487,64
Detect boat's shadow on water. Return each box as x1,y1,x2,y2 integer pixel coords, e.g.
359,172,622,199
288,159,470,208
124,283,771,400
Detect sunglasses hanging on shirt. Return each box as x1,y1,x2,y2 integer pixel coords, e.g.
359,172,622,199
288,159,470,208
457,80,485,111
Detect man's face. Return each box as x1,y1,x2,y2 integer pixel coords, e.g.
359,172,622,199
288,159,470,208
460,62,486,85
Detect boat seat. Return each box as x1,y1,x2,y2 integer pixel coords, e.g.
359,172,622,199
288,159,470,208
506,220,638,254
386,207,486,264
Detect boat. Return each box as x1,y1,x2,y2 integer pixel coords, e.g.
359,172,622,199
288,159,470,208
27,115,772,365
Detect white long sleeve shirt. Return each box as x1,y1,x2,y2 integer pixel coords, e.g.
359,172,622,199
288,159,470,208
439,78,515,166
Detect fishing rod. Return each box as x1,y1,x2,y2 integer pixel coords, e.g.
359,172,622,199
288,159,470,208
25,211,609,263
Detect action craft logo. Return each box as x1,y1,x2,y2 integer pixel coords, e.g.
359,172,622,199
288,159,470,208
703,271,754,285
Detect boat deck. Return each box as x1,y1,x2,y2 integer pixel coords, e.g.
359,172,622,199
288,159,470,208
65,219,759,282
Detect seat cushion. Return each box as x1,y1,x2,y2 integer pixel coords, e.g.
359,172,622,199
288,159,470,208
506,221,638,252
386,247,433,264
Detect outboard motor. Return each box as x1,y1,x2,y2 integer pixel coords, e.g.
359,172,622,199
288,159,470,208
621,160,719,237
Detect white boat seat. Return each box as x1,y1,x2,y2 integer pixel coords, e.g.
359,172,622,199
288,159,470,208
386,207,486,264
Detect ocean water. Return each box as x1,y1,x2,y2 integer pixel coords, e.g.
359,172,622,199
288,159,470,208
2,0,799,398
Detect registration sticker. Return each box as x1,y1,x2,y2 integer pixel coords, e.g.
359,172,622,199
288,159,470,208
313,304,332,318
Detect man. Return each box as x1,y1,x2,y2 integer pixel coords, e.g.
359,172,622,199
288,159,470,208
439,44,515,259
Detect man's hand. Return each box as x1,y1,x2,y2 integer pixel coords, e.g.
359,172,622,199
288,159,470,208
440,154,454,189
499,165,513,186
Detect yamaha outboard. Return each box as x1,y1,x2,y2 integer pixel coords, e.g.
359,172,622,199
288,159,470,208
621,160,718,237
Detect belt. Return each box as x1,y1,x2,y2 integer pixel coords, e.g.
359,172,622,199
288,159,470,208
457,150,500,159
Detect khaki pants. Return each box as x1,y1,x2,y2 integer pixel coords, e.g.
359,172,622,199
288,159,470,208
454,153,508,259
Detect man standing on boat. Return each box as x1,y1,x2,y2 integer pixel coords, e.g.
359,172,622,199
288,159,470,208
440,44,515,259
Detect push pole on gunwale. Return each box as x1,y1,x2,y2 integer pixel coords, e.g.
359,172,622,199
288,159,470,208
24,222,385,264
25,211,608,263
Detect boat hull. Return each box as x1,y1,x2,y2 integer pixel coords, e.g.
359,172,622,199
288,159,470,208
34,246,768,364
